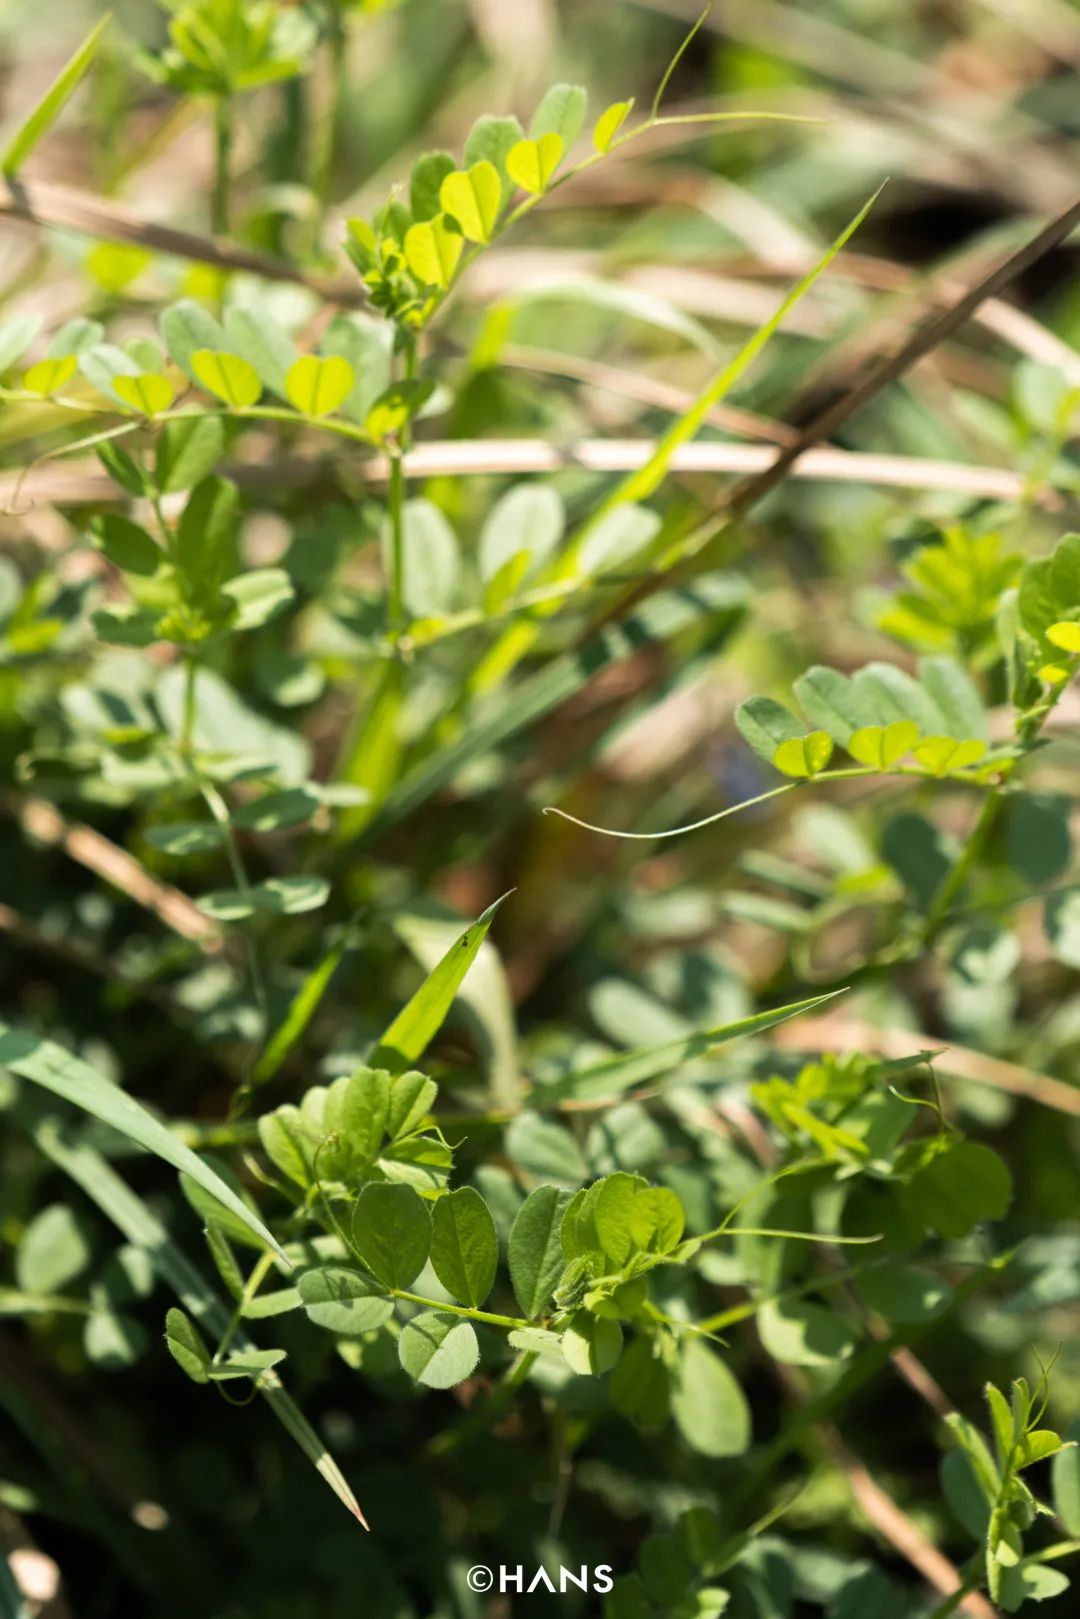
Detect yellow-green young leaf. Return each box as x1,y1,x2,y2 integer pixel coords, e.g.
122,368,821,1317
439,161,501,243
192,348,262,408
285,354,355,418
773,730,834,778
593,97,634,153
505,132,564,195
113,372,175,417
1040,663,1070,685
403,214,464,289
913,735,987,776
848,720,919,769
22,355,77,395
1047,620,1080,653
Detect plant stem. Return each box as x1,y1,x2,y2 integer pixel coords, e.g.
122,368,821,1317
388,1287,528,1331
214,1250,277,1365
386,333,418,632
212,94,233,235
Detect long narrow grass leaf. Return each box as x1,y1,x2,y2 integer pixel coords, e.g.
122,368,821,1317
16,1102,367,1527
534,991,845,1104
370,895,511,1071
1,14,112,176
0,1023,285,1260
471,189,883,695
251,917,359,1089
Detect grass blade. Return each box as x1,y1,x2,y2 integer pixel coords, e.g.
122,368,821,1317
1,14,112,177
370,895,511,1071
250,917,360,1091
15,1100,368,1527
0,1023,286,1260
535,990,846,1104
470,189,883,694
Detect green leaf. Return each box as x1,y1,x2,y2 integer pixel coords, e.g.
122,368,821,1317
848,721,919,769
154,414,227,492
351,1182,431,1289
113,372,175,416
0,312,42,372
392,497,460,619
794,666,876,746
403,214,464,289
232,787,319,832
464,113,524,204
175,476,238,600
479,485,564,583
320,313,393,426
530,82,587,148
918,655,988,741
629,1187,685,1254
164,1306,211,1383
430,1186,498,1307
409,150,456,221
904,1140,1012,1238
509,1185,572,1318
91,514,160,577
1,13,112,176
857,1264,952,1324
223,306,298,400
192,348,262,408
593,98,634,153
772,730,834,778
595,1172,647,1264
759,1299,859,1366
297,1266,393,1335
562,1311,622,1375
1052,1420,1080,1534
16,1203,93,1294
672,1339,751,1457
505,1112,588,1186
160,300,227,381
912,735,987,776
337,1067,391,1164
221,568,294,632
439,161,501,244
387,1070,438,1139
735,695,803,762
506,133,564,195
610,1335,670,1431
998,1564,1069,1611
85,1309,147,1370
370,895,509,1072
0,1024,286,1260
22,355,77,395
285,354,355,418
398,1311,479,1389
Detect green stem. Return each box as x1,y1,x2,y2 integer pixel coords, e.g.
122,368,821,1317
212,94,233,236
181,654,198,757
386,333,418,632
388,1288,528,1331
214,1249,276,1364
200,778,269,1037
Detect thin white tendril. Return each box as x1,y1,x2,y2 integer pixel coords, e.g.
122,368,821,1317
541,781,796,840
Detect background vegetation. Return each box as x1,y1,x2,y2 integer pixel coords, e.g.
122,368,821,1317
0,2,1079,1616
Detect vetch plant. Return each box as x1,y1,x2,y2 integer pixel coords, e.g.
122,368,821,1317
0,2,1078,1616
